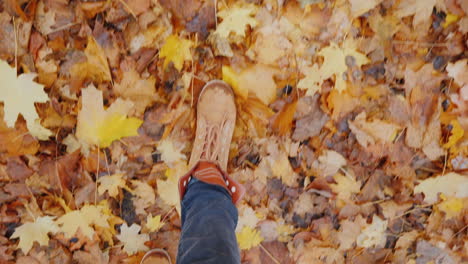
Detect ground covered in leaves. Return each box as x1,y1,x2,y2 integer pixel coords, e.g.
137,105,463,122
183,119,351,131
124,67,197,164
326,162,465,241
0,0,467,263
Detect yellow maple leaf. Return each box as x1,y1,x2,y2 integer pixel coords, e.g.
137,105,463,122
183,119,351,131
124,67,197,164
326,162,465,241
97,173,128,198
71,36,112,82
297,64,322,96
214,5,258,42
114,69,157,116
157,138,186,165
0,60,52,140
157,161,187,215
437,195,464,219
443,119,464,148
56,204,110,239
76,85,143,149
11,216,59,254
222,65,246,99
318,40,369,93
236,226,263,250
159,35,193,71
116,223,149,255
146,214,165,232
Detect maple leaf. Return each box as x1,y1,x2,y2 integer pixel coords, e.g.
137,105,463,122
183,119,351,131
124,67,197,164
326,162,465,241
236,226,263,250
0,60,52,140
131,180,155,215
236,204,260,232
395,0,440,26
317,40,369,93
114,69,157,116
10,216,59,254
214,5,258,42
157,162,187,215
443,119,464,148
348,112,401,148
146,214,165,232
349,0,383,18
222,65,246,99
239,64,278,105
414,172,468,204
297,64,322,96
157,138,186,165
116,223,149,255
356,215,388,248
437,195,465,219
97,173,128,198
330,173,360,201
56,204,110,239
75,85,143,149
159,35,193,71
313,150,347,177
71,36,112,82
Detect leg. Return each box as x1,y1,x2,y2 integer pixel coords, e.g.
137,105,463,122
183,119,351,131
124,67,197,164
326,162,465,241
176,178,240,264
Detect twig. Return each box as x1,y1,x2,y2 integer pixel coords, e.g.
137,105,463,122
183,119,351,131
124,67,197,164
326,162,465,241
13,17,18,70
117,0,137,19
442,150,448,176
95,147,100,204
48,22,79,34
391,40,448,47
259,244,281,264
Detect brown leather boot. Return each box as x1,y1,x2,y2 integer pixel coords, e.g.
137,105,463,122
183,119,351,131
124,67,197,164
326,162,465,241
178,80,245,204
188,80,236,171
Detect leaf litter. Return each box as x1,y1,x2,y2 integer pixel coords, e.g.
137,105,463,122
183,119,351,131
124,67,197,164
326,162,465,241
0,0,467,263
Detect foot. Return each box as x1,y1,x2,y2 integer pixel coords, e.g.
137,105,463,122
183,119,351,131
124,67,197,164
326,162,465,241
188,80,236,171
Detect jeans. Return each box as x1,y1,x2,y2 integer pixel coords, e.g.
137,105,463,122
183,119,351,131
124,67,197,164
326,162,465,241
176,178,240,264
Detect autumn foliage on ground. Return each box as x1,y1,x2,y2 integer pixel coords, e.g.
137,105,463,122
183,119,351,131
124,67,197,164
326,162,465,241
0,0,467,263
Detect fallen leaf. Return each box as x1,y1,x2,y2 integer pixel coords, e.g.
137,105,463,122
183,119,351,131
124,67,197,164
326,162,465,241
356,215,388,248
71,36,112,82
0,60,52,139
331,173,360,201
97,174,128,198
348,112,401,148
56,204,110,239
116,223,149,255
11,216,59,254
159,35,193,71
349,0,383,18
214,4,258,43
313,150,347,177
236,204,260,232
157,162,187,215
297,64,322,96
318,39,369,93
157,138,186,165
146,214,165,232
222,65,245,99
236,226,263,250
76,85,143,149
114,69,157,116
395,0,439,26
131,180,155,215
238,64,278,105
443,119,464,148
414,172,468,204
437,195,465,219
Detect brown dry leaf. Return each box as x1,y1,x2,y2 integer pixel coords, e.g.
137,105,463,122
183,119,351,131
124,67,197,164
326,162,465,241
238,64,278,105
348,112,401,148
114,69,157,116
71,36,112,82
